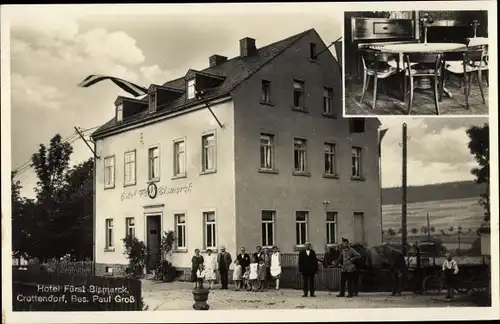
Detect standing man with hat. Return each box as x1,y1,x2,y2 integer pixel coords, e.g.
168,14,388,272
217,246,232,290
334,238,361,298
298,241,320,297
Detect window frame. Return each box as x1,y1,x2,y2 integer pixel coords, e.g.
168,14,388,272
149,92,157,113
292,79,305,110
261,80,272,103
351,146,363,179
187,79,196,100
324,142,337,176
326,212,338,246
259,133,275,170
293,138,308,173
261,210,275,248
116,104,124,122
175,213,187,250
309,43,317,60
323,87,334,115
103,155,115,189
124,150,136,186
173,138,187,178
125,217,135,238
105,218,114,249
203,211,217,250
295,211,309,247
201,131,217,173
148,145,160,182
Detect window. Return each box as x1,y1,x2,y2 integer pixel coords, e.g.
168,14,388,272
173,140,186,176
175,214,187,249
148,146,160,181
294,138,307,172
261,211,275,247
324,143,336,175
187,79,196,99
293,80,304,109
104,156,115,188
105,219,114,249
149,92,157,113
116,104,123,122
295,211,308,246
124,151,136,185
125,217,135,237
310,43,317,60
260,134,274,170
349,118,365,133
352,146,362,178
204,212,216,249
201,134,215,172
326,212,337,245
261,80,271,103
323,87,333,114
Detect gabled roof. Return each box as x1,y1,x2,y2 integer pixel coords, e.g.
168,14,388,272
92,28,314,139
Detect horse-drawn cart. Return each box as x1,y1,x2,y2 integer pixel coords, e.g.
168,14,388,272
406,242,489,295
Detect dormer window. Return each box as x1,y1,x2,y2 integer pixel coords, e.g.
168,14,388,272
116,104,123,122
187,79,196,100
148,92,157,113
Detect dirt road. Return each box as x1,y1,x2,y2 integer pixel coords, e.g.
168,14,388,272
141,280,477,311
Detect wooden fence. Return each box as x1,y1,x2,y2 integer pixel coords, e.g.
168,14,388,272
12,267,143,311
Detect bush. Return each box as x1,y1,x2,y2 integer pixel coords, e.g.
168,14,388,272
123,235,148,279
153,230,177,282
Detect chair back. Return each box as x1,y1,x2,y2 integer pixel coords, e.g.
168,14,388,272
404,52,443,76
360,49,397,71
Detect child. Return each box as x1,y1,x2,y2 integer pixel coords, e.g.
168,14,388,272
442,252,459,300
249,255,259,292
242,266,251,290
196,264,206,289
233,259,243,291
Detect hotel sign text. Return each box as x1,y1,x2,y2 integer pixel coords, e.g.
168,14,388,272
121,183,193,201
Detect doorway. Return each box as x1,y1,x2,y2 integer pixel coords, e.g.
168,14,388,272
353,212,366,244
146,215,162,272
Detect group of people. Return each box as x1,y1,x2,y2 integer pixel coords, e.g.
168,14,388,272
191,245,282,291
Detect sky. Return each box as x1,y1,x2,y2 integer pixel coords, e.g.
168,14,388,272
4,4,489,199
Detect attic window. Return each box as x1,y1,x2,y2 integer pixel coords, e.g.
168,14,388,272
116,104,123,122
310,43,317,60
149,92,157,113
187,79,196,100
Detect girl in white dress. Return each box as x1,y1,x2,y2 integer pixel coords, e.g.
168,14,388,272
204,249,217,289
232,259,243,291
270,246,282,290
249,255,259,291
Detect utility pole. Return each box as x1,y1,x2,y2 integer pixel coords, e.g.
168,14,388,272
401,123,408,257
426,213,431,242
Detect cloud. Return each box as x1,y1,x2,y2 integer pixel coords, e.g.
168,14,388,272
11,73,66,111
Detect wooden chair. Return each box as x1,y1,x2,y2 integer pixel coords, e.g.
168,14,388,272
359,49,398,109
444,47,487,108
403,52,443,115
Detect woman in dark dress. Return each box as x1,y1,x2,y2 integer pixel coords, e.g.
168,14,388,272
191,249,204,288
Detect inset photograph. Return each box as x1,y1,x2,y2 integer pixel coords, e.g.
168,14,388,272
344,10,489,116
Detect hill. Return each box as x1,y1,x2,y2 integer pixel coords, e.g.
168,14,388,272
382,181,487,205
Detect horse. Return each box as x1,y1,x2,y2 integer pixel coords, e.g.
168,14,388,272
322,242,407,296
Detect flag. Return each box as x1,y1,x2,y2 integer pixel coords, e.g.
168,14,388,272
379,128,388,157
78,75,148,97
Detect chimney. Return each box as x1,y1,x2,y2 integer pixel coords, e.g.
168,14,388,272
239,37,257,57
209,54,228,67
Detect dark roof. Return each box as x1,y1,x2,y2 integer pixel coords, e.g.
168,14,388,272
92,28,314,138
382,181,488,205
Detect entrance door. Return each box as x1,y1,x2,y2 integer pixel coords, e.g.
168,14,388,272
146,215,162,272
353,212,366,244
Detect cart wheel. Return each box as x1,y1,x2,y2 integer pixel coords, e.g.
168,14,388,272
455,287,472,294
422,275,443,295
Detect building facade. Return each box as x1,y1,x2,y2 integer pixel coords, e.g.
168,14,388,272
92,29,382,275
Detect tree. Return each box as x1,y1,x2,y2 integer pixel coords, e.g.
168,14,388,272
439,228,446,236
448,226,454,234
11,171,27,261
430,226,436,234
387,228,396,238
410,227,418,241
466,123,489,221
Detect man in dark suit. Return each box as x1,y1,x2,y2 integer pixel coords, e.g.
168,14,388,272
217,246,232,290
298,241,319,297
236,247,250,289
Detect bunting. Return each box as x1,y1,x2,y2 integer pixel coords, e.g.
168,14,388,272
379,128,389,157
78,75,148,97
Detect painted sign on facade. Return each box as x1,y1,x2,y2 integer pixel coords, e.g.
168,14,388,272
120,182,193,201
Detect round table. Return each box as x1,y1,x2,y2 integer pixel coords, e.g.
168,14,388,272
369,42,467,100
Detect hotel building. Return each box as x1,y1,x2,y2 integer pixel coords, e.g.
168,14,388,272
91,29,382,275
